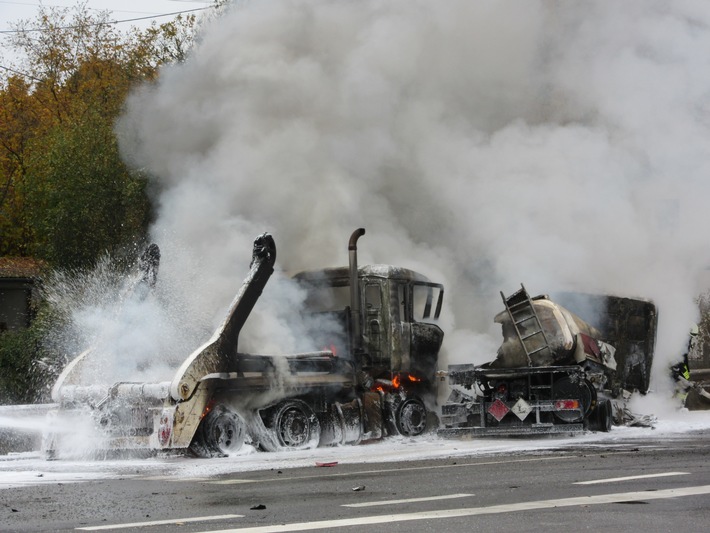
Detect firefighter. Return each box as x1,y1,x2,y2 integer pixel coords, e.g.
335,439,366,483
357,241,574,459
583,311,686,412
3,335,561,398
671,325,697,402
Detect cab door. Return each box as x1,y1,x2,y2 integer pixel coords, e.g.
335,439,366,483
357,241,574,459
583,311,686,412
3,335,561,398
363,280,388,368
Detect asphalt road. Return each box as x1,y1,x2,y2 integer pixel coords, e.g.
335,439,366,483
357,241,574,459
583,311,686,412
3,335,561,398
2,430,709,533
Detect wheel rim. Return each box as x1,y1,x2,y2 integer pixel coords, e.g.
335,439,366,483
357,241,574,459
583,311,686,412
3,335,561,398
278,408,310,447
271,401,321,449
204,407,246,455
396,398,427,436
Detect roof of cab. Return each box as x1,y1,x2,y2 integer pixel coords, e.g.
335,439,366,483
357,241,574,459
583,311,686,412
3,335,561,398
292,265,434,285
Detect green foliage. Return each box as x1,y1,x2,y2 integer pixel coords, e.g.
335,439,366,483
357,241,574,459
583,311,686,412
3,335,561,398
0,3,204,268
0,329,37,404
22,112,152,269
0,3,217,402
0,303,64,404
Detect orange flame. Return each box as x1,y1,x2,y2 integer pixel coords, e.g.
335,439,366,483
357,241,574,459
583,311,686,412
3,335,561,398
370,372,423,393
323,344,338,356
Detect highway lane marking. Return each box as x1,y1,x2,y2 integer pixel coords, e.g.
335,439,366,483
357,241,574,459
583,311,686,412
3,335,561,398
75,514,243,531
342,493,474,508
143,476,212,482
574,471,690,485
201,449,648,486
201,454,583,485
193,484,710,533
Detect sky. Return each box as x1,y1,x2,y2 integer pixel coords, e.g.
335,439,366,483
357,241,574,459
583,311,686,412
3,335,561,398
0,0,213,33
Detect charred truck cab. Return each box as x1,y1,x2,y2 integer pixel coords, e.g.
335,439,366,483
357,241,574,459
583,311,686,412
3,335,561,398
45,229,445,458
293,240,444,438
293,266,443,385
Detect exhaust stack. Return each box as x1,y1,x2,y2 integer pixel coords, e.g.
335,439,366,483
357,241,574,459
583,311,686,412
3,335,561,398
349,228,366,353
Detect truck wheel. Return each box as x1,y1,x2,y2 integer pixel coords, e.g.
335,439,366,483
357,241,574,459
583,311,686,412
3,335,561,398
596,399,612,432
190,405,246,457
395,397,428,437
552,376,594,423
268,400,321,449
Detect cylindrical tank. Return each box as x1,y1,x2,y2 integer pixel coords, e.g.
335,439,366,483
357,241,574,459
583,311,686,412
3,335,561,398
492,297,605,368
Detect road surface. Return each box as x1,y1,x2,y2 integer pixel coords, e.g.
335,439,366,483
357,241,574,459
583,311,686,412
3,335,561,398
1,426,709,532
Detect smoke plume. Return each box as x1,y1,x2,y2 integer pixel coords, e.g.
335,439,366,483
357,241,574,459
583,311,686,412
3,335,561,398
116,0,710,390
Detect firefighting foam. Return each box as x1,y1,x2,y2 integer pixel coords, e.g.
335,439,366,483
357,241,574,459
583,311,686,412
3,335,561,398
109,1,710,395
41,253,200,384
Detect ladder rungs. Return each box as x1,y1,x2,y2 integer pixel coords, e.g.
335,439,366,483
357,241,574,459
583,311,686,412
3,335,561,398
528,346,552,355
507,299,531,310
503,285,552,363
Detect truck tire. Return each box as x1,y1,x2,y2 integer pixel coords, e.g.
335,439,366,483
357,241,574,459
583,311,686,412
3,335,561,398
395,397,428,437
190,405,246,458
552,376,594,423
596,399,612,432
266,400,321,449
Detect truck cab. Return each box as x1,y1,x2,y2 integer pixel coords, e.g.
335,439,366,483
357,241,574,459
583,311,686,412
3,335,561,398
292,265,445,386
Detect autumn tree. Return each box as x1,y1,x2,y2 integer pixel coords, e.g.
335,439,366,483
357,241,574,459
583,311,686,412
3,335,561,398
0,2,208,268
0,2,219,403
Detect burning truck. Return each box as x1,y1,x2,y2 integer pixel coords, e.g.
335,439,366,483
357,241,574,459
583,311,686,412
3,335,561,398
42,229,655,457
45,229,443,457
438,286,657,436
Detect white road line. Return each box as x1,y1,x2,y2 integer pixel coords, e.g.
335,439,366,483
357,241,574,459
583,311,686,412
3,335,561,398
211,479,259,485
574,472,690,485
75,514,243,531
194,485,710,533
343,493,474,508
142,476,211,482
201,455,581,485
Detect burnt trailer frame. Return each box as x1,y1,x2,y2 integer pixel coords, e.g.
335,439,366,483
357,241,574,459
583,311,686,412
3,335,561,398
553,292,658,395
439,365,591,437
438,288,657,438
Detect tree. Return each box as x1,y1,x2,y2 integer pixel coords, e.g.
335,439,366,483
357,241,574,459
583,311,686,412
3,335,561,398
0,75,44,256
22,111,152,268
0,2,216,403
0,2,207,268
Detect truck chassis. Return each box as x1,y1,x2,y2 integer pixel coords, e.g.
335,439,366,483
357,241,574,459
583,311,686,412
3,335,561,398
439,364,613,437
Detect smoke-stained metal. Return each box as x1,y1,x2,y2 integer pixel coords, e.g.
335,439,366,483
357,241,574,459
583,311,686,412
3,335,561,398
439,287,658,438
219,233,276,358
349,228,366,353
170,233,276,402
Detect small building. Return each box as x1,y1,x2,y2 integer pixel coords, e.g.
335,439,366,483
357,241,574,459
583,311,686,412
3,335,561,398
0,257,46,332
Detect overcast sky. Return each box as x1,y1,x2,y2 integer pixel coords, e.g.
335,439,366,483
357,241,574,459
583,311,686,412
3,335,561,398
0,0,213,32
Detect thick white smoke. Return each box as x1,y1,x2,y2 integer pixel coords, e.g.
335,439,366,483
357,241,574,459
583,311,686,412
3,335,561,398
116,0,710,391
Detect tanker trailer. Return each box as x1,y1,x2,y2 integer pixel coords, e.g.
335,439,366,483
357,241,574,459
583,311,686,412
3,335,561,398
439,284,657,437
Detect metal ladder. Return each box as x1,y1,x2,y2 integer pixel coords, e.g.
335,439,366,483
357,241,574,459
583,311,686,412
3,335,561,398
500,284,553,367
